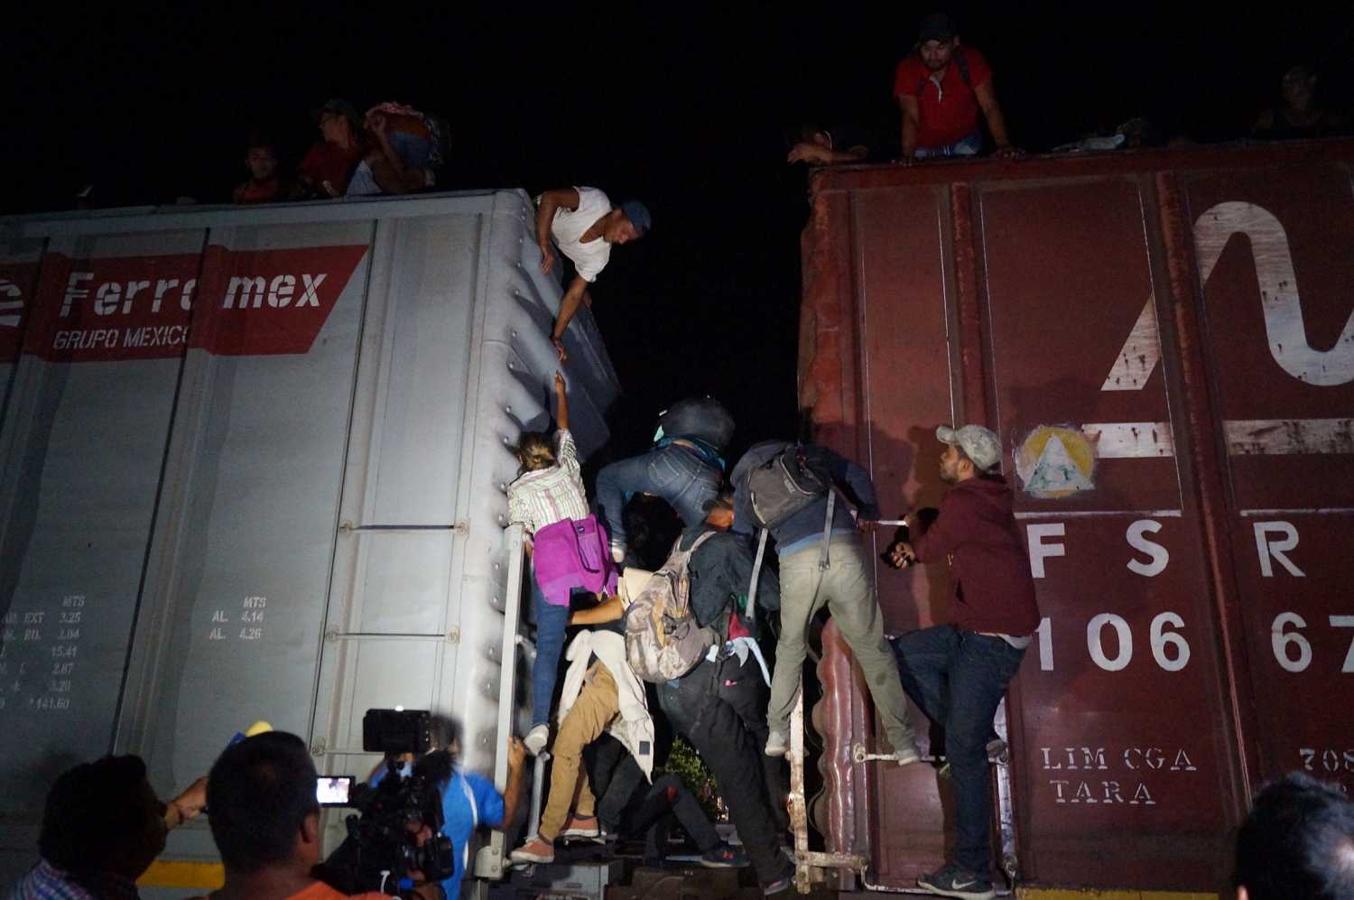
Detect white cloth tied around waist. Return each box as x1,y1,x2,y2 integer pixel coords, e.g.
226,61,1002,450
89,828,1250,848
705,636,771,686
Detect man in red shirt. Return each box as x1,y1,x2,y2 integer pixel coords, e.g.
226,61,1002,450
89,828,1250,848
887,424,1038,900
893,13,1018,161
297,99,366,198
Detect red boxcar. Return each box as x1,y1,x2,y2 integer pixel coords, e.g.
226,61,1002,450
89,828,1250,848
800,140,1354,893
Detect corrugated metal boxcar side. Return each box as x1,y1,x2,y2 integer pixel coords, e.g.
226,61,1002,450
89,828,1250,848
800,141,1353,892
0,191,618,889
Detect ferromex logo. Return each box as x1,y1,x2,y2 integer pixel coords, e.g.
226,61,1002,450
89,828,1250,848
21,244,368,362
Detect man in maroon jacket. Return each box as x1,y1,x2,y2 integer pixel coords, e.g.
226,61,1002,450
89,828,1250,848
887,424,1039,900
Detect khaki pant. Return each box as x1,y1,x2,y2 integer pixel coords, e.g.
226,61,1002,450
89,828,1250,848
769,536,915,750
538,662,618,840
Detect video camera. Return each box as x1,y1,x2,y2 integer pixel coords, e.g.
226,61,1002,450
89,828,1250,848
316,709,456,896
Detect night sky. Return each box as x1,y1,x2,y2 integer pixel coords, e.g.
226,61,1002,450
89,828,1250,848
7,3,1353,459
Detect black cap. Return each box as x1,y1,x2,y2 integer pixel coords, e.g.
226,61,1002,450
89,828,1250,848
918,12,957,42
312,98,361,129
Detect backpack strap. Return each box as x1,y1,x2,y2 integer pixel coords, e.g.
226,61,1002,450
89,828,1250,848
955,47,971,88
688,529,719,555
819,490,836,570
746,528,769,622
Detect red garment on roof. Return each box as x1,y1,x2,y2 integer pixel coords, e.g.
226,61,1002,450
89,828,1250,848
233,177,287,204
298,141,363,196
893,47,993,150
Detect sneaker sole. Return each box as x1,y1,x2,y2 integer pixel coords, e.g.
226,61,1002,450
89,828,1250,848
510,853,554,865
916,878,995,900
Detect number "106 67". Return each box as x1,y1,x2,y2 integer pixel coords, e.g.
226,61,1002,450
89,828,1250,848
1034,612,1354,673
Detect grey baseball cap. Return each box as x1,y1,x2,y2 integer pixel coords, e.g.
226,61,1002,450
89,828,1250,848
936,424,1001,471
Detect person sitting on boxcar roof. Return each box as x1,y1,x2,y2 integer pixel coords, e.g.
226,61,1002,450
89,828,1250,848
345,102,444,197
1252,64,1351,141
297,99,366,199
9,755,207,900
894,12,1019,162
233,134,296,205
785,122,872,166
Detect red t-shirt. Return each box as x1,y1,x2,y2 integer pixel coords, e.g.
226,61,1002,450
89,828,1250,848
233,177,286,204
893,47,993,150
298,141,363,196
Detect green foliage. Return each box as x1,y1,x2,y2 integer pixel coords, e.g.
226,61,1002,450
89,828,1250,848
660,737,726,822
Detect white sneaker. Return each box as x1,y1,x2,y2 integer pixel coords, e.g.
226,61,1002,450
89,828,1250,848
524,724,549,756
764,731,788,757
888,737,922,766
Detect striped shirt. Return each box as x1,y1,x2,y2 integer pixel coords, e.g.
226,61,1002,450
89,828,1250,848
8,859,139,900
507,429,589,535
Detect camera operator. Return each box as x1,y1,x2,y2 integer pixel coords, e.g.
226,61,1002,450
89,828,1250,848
363,727,527,899
8,755,206,900
201,731,390,900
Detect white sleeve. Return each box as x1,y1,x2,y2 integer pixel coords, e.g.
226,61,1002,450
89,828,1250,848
573,186,612,216
556,429,580,473
573,244,610,282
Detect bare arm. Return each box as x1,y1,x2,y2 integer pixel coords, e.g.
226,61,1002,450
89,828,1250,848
786,142,868,165
899,94,921,160
553,372,569,431
162,776,208,830
570,594,623,626
551,275,589,360
535,187,581,274
974,81,1016,155
500,737,527,831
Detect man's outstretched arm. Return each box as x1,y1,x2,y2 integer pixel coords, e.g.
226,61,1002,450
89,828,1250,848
899,94,922,160
974,81,1017,156
551,275,590,360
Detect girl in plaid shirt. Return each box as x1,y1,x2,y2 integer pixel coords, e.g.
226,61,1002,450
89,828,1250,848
508,373,617,756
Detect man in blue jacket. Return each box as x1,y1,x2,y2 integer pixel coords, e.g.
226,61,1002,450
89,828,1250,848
732,441,919,764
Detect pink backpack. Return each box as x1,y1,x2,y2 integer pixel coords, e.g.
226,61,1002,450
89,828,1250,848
532,515,617,606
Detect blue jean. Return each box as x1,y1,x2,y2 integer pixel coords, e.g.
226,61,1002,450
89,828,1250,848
594,445,721,552
891,625,1025,875
531,572,571,728
914,130,983,159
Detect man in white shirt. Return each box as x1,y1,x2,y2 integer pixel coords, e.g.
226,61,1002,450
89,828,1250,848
535,186,651,360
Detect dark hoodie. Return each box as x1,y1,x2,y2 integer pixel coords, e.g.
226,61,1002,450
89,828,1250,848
910,475,1039,636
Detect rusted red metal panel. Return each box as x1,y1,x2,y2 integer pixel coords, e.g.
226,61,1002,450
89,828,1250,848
1181,165,1354,795
799,141,1354,892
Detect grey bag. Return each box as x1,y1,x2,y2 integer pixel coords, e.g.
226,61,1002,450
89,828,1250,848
624,532,718,683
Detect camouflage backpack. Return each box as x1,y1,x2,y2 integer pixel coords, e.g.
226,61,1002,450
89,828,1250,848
624,532,718,683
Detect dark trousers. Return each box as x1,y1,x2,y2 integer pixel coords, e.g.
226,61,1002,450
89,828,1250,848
629,773,722,859
716,654,789,832
658,657,792,887
891,626,1025,875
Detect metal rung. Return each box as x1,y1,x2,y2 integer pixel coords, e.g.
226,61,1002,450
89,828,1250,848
324,631,448,642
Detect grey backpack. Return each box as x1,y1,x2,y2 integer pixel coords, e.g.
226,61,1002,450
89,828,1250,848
624,532,717,683
744,446,842,611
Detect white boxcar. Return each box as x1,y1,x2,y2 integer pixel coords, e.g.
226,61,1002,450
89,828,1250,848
0,190,618,892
